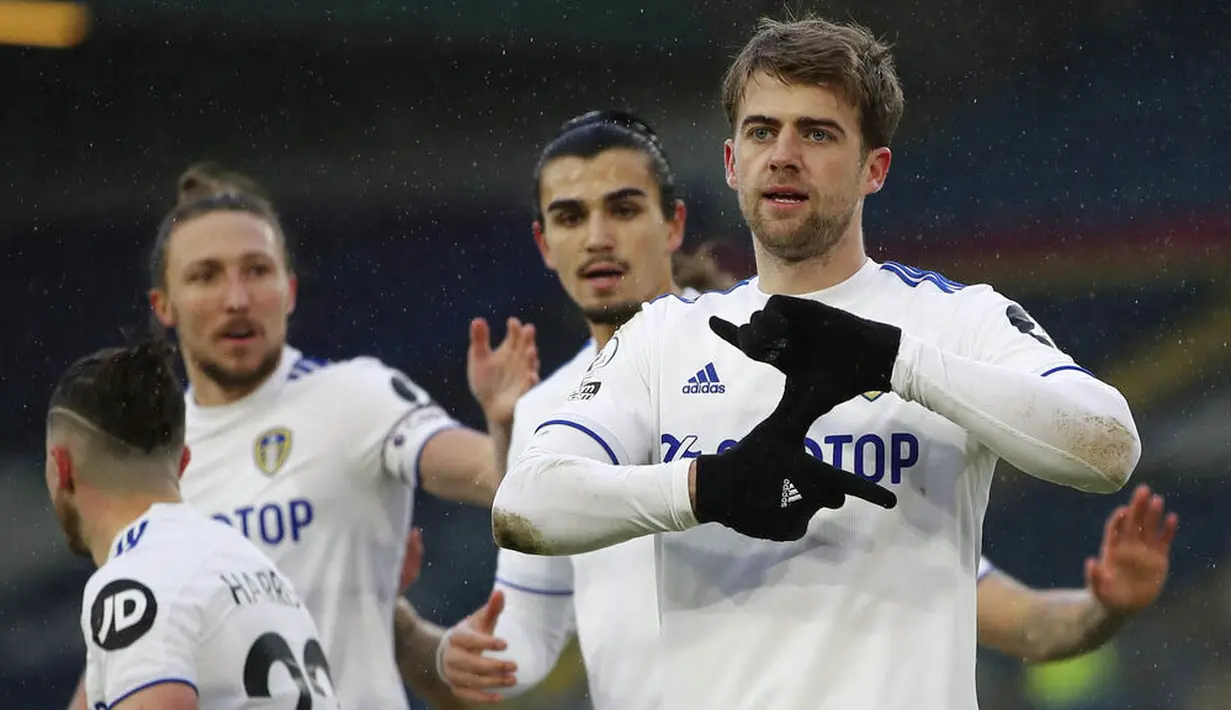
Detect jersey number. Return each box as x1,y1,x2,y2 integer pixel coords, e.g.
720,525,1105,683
244,632,334,709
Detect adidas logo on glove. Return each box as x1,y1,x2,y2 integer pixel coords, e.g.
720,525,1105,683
781,479,802,508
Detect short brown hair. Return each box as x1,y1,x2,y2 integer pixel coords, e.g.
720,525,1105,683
721,16,905,152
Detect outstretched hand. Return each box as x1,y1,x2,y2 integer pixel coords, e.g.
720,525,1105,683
441,590,516,703
1086,484,1178,615
468,317,540,426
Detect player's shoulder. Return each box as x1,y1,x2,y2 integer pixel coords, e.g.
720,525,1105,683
84,555,173,616
82,562,167,654
872,259,1008,305
82,507,221,651
289,351,390,387
288,351,432,407
870,260,1025,332
519,340,597,414
640,279,759,326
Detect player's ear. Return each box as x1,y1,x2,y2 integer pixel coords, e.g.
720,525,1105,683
723,140,738,191
863,146,892,195
149,288,176,328
666,200,687,253
51,446,75,492
532,221,558,272
178,446,192,479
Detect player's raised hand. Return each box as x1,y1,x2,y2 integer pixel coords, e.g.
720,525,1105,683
468,316,540,427
440,590,517,703
709,294,902,415
399,527,424,594
1086,484,1178,615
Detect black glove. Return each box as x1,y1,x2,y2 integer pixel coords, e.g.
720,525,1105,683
715,294,902,410
692,298,898,542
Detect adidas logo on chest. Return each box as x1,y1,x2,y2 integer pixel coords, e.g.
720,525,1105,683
681,362,726,395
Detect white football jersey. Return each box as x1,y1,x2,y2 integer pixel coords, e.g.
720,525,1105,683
495,288,699,709
536,259,1084,709
180,345,460,710
80,502,339,709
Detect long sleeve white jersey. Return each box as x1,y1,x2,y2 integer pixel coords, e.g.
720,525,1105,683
179,345,461,710
492,340,662,710
81,503,339,709
495,258,1140,709
492,286,702,709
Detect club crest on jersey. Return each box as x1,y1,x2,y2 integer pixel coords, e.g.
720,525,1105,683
253,427,293,475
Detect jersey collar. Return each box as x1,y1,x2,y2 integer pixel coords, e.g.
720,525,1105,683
749,257,880,307
104,502,186,563
184,345,302,429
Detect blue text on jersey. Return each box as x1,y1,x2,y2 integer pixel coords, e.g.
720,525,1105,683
114,520,149,557
662,432,920,485
212,498,314,546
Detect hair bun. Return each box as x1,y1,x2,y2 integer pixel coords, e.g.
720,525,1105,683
177,162,228,205
176,162,271,206
556,110,660,144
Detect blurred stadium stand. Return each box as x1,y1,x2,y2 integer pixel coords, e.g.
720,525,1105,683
1,1,1227,708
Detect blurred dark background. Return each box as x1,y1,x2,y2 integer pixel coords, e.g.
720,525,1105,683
2,1,1228,708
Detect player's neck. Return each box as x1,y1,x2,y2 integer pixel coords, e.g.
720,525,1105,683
589,280,683,350
185,358,274,407
86,489,182,566
753,229,868,295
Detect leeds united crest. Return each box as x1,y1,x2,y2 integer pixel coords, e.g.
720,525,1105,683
253,427,293,475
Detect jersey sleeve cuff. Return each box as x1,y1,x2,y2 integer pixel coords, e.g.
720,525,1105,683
670,457,699,529
105,677,198,709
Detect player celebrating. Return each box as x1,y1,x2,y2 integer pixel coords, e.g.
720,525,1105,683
492,15,1141,710
436,110,697,707
47,336,340,709
438,121,1176,703
64,164,538,710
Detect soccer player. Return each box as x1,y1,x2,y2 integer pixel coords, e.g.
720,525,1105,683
435,110,697,708
70,164,539,710
491,16,1142,710
47,336,340,709
442,231,1178,706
